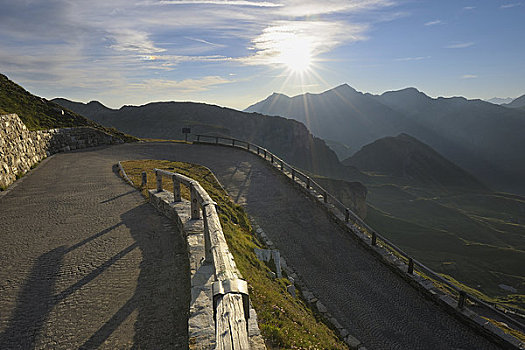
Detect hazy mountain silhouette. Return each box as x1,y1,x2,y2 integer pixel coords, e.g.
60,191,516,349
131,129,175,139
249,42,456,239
53,98,361,180
343,133,487,191
246,85,525,194
502,94,525,109
485,97,514,105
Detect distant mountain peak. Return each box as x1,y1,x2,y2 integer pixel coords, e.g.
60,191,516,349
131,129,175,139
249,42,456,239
503,94,525,109
343,133,487,190
331,83,358,94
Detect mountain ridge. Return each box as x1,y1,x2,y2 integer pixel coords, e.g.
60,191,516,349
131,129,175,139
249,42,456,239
343,133,488,191
53,97,362,181
245,84,525,194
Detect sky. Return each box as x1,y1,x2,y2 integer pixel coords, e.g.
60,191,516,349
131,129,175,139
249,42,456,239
0,0,524,110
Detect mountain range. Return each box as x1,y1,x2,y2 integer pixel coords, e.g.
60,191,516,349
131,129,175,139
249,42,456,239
245,85,525,194
52,98,350,179
2,73,522,304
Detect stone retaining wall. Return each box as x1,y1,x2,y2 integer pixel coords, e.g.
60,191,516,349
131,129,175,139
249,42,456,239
0,113,122,189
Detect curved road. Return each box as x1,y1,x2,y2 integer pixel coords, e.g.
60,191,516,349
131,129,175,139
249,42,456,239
1,142,501,349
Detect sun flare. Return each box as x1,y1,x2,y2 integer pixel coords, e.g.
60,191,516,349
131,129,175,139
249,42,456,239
278,37,312,73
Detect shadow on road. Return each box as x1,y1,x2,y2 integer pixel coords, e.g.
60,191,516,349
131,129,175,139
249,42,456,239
0,247,66,349
0,204,189,349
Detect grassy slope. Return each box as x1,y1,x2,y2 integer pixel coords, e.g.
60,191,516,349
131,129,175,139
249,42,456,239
364,182,525,310
121,159,347,349
0,74,136,141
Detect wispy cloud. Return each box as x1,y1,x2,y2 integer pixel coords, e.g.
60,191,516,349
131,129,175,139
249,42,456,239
277,0,395,16
108,29,166,53
445,42,475,49
424,19,442,26
461,74,477,79
155,0,282,7
131,76,233,92
185,37,226,48
395,56,430,61
500,2,522,8
240,20,368,66
463,6,475,10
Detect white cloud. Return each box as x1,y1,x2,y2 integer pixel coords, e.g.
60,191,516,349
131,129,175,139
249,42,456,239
463,6,475,10
395,56,430,61
461,74,477,79
155,0,282,7
278,0,394,16
500,3,522,8
131,76,233,92
240,20,368,66
108,29,166,53
445,42,475,49
424,19,442,26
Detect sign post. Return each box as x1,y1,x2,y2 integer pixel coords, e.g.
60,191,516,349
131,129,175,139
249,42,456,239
182,127,191,142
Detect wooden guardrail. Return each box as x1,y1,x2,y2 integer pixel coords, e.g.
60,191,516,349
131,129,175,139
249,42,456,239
193,134,525,333
154,168,251,349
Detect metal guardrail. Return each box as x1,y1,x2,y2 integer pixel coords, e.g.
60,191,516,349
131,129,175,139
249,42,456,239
154,168,251,349
193,134,525,333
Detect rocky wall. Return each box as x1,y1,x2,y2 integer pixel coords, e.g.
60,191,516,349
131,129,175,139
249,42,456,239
0,113,122,189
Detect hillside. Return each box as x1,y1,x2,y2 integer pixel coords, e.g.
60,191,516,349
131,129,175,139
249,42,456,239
343,133,487,191
53,98,359,180
246,85,525,194
0,74,135,141
503,94,525,109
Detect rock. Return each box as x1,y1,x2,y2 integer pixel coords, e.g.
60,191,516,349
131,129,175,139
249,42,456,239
286,285,296,297
316,300,328,313
345,334,361,349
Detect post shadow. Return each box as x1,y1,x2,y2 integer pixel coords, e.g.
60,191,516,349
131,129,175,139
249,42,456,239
0,246,67,349
79,203,191,349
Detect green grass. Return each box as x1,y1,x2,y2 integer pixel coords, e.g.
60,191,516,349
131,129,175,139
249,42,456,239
362,182,525,310
121,160,348,349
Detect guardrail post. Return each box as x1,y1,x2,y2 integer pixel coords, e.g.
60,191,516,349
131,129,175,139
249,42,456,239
247,143,250,151
172,175,181,202
257,147,260,155
306,176,310,189
280,160,284,171
345,208,350,222
202,201,216,263
323,190,328,203
270,154,274,163
232,139,235,147
407,258,414,274
371,232,377,246
156,170,163,192
215,137,219,144
190,181,200,219
141,171,147,187
263,149,267,159
196,135,200,142
291,168,295,180
458,291,467,309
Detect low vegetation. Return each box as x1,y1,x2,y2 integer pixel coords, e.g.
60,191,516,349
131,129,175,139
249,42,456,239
0,73,137,142
121,159,348,349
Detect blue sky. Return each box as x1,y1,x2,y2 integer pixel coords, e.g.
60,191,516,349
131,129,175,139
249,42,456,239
0,0,524,110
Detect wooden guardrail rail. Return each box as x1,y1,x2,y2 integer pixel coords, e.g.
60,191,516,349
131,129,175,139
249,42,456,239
193,134,525,333
154,168,251,349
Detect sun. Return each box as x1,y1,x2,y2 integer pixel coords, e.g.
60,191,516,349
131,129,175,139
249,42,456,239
278,37,313,73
